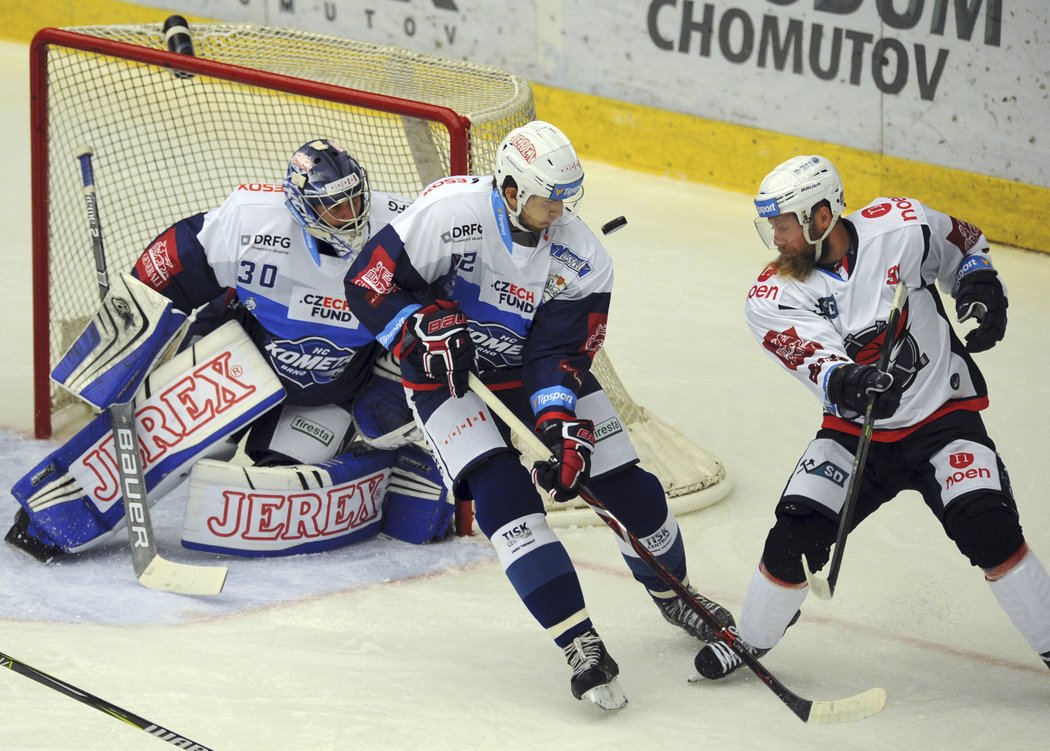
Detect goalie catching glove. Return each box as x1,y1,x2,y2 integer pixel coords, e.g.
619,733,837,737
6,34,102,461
399,300,475,398
531,414,595,502
827,363,902,420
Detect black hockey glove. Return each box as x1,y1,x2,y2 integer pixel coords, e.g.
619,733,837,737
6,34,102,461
400,300,476,398
531,415,595,503
827,363,901,420
955,268,1008,353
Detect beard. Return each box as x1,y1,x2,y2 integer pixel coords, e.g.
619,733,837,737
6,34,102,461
775,245,818,281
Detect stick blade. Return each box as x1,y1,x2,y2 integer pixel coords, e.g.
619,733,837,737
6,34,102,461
139,556,228,595
803,553,835,600
806,687,887,725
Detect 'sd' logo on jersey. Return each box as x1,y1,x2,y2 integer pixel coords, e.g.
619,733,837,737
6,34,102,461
798,458,848,487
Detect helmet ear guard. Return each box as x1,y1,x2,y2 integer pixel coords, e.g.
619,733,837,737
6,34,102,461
754,155,845,259
494,121,584,229
284,139,371,259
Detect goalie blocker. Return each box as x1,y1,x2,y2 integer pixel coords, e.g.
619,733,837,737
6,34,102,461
9,322,452,558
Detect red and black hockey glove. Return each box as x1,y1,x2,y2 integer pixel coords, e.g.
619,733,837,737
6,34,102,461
827,363,901,420
400,300,476,398
531,414,595,502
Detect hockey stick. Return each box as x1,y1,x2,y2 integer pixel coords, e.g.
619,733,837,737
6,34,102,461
0,650,215,749
467,373,886,724
804,281,908,600
76,147,227,595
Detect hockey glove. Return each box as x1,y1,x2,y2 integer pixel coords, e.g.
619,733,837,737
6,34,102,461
531,415,595,503
955,268,1008,353
827,363,901,420
400,300,476,398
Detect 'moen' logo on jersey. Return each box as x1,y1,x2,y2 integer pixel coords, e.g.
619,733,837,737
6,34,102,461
264,337,357,387
469,323,525,370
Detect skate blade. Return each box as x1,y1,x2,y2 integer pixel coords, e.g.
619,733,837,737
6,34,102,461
582,679,628,710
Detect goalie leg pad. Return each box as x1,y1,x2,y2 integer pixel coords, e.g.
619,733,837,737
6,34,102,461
381,444,453,544
10,321,284,555
182,448,398,556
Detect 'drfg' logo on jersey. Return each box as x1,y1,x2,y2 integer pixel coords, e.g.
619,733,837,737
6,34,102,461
468,323,526,371
264,337,357,386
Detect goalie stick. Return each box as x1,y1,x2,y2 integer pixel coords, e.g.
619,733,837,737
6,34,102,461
0,650,216,750
467,372,886,725
804,281,908,600
76,147,227,595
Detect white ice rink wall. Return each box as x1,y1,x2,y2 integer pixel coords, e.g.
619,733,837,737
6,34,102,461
6,0,1049,253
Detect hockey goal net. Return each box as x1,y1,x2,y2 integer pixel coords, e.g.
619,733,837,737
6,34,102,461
29,23,729,524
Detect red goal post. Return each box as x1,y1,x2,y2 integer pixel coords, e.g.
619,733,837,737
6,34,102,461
29,23,729,523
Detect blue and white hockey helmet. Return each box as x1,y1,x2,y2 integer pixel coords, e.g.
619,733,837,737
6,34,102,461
494,120,584,229
284,139,371,259
753,155,845,252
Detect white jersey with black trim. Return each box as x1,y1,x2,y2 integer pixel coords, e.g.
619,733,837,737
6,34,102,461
744,196,997,439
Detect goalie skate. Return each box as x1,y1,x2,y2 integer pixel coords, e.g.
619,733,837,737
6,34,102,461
563,629,627,710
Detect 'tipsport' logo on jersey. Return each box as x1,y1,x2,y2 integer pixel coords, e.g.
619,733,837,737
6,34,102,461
550,244,592,277
264,337,357,387
469,323,525,370
288,287,360,330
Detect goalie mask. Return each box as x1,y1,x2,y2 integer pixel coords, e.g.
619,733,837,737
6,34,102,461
494,120,584,231
754,155,845,262
284,139,371,259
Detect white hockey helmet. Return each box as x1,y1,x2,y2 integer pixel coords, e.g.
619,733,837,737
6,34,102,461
753,155,845,259
494,120,584,229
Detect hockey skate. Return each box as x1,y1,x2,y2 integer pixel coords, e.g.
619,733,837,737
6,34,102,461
692,610,801,680
5,509,62,563
692,627,767,680
653,586,736,642
562,629,627,710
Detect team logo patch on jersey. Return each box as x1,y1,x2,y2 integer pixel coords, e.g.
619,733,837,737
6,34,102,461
288,286,360,330
550,244,592,277
135,227,183,289
469,323,526,371
263,337,358,387
762,326,820,370
947,217,984,254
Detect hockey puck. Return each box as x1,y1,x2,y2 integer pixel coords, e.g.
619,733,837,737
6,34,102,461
601,216,628,235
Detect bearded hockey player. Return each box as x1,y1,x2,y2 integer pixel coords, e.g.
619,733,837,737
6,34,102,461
693,154,1050,681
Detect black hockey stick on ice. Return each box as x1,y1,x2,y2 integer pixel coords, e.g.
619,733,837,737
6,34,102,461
467,373,886,725
0,650,215,749
804,281,908,600
76,147,227,595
